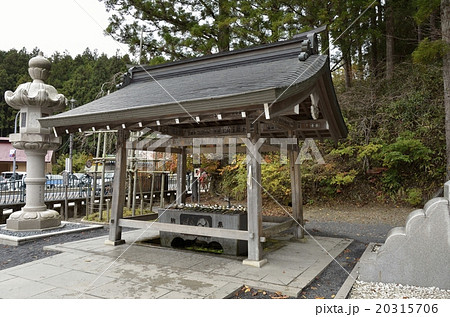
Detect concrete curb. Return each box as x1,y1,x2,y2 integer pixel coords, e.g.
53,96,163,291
0,222,104,246
335,242,381,299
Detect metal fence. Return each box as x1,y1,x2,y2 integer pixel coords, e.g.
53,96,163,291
0,172,193,207
0,175,115,205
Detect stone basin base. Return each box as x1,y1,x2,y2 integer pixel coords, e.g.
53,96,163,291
6,209,62,231
158,209,248,256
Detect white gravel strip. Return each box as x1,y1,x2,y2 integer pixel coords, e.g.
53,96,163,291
349,281,450,299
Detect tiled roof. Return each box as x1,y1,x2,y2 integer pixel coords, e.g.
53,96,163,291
40,32,347,140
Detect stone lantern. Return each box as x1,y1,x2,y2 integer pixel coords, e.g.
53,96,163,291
4,52,66,230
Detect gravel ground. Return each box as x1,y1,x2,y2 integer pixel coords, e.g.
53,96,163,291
0,223,92,237
0,226,110,271
350,281,450,299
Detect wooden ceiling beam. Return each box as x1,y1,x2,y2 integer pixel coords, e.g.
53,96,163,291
266,85,315,118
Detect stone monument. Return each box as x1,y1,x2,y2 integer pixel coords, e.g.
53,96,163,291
358,181,450,289
4,52,66,230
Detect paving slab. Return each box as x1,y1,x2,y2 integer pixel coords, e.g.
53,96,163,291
5,262,72,281
0,276,55,299
100,261,161,281
86,279,171,299
40,269,116,293
205,282,244,299
210,260,250,276
158,290,200,299
28,287,103,299
188,255,236,273
0,228,352,298
169,253,210,269
0,272,14,282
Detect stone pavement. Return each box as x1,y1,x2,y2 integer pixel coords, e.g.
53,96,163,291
0,229,351,299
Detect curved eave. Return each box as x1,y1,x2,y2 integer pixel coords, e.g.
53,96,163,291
39,53,347,141
312,67,348,141
39,87,278,132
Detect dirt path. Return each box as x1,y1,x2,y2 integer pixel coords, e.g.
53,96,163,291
302,203,412,226
197,194,413,226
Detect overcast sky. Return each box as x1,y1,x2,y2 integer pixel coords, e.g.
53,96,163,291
0,0,130,57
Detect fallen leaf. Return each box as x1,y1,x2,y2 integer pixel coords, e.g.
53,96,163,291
271,295,289,299
310,286,317,290
315,296,325,299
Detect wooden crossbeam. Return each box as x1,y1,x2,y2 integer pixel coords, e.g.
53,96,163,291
152,125,185,137
262,118,329,132
148,112,247,127
118,218,266,242
183,124,248,137
262,219,296,239
268,86,315,117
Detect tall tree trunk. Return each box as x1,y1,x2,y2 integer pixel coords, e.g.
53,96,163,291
218,0,230,52
418,24,423,42
442,0,450,180
430,9,439,40
370,3,379,77
357,44,364,79
343,51,352,88
320,29,330,65
386,0,394,80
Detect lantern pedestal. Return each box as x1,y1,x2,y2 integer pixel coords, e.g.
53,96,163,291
3,52,66,231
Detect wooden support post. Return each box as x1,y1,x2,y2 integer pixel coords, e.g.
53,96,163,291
139,175,144,215
106,199,111,222
85,196,89,216
176,147,187,206
126,171,132,209
132,168,137,216
288,143,304,239
99,133,108,221
91,133,101,214
106,129,128,245
74,201,79,218
160,173,165,208
64,183,68,221
126,149,133,210
243,129,267,267
149,173,155,211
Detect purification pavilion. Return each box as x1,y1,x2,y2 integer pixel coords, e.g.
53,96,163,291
40,28,347,267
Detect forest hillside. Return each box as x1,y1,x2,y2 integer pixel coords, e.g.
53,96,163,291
1,0,449,207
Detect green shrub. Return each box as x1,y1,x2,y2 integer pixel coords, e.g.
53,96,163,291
405,188,423,206
379,132,433,194
330,170,358,187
